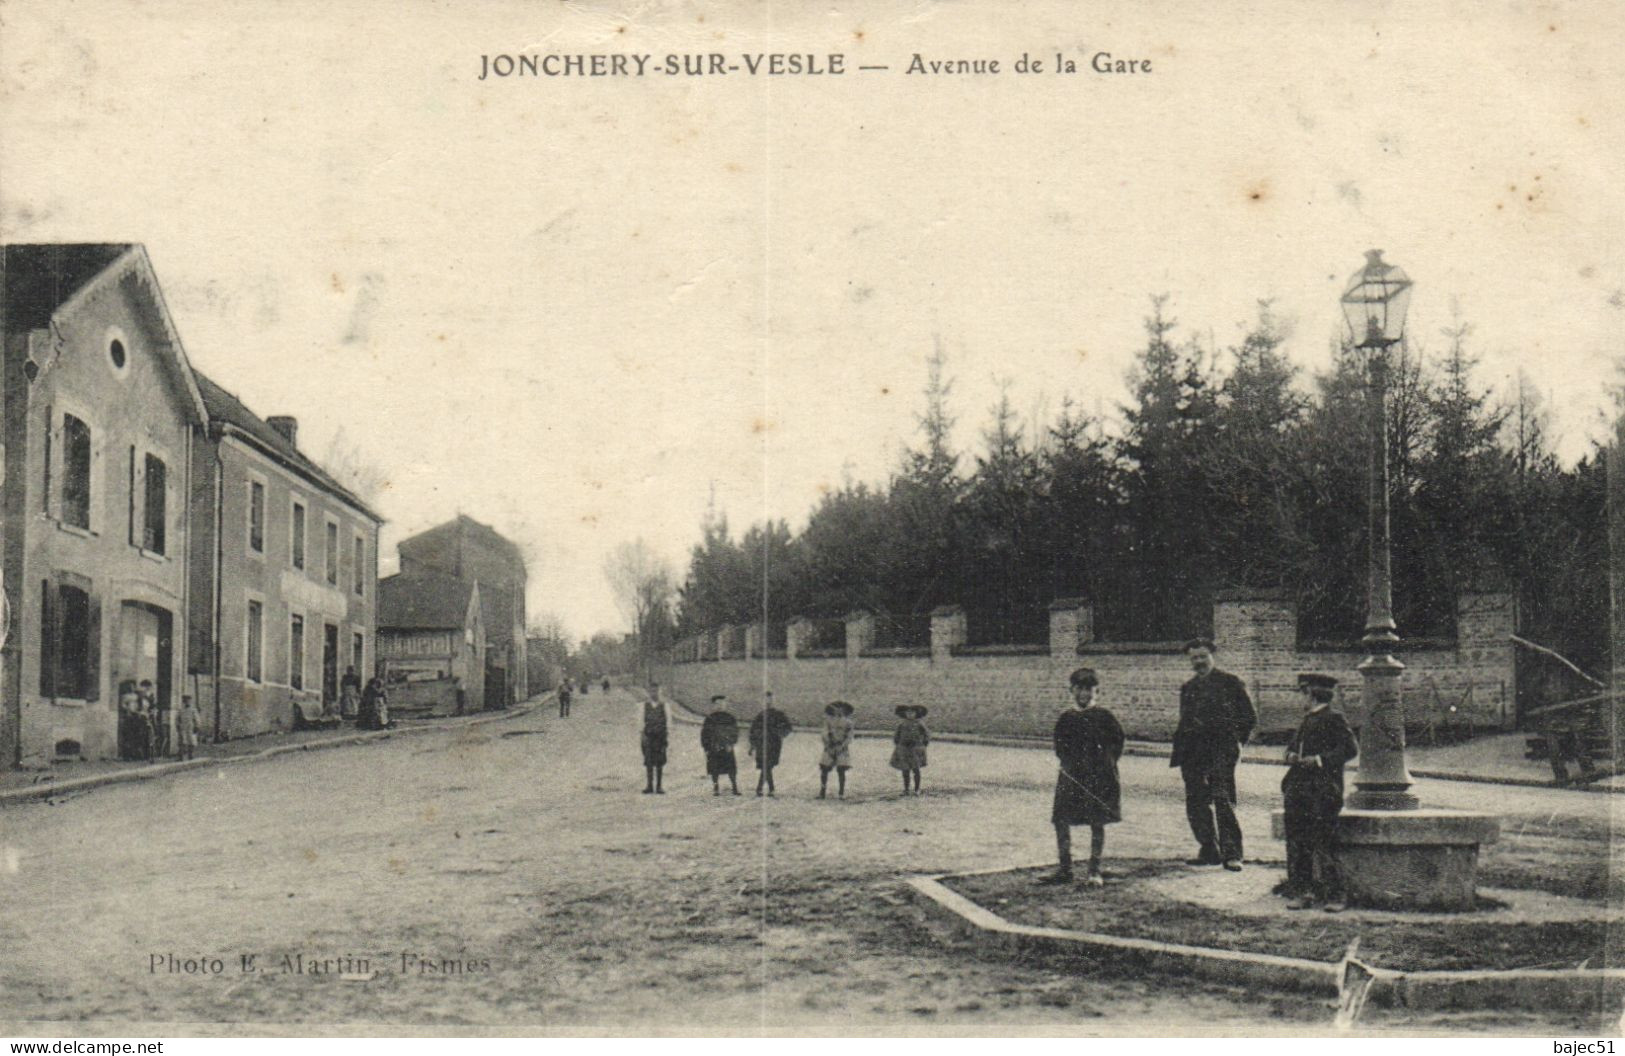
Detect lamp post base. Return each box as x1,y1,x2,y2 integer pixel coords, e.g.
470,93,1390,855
1273,808,1501,911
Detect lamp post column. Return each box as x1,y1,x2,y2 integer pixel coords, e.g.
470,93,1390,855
1348,342,1419,810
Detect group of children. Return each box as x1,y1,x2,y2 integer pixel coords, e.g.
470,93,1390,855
1039,665,1359,911
629,667,1359,909
117,681,202,762
638,683,933,799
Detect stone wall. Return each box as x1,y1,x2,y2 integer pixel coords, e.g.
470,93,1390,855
658,593,1517,740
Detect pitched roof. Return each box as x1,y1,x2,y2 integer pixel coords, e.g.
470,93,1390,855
2,244,133,331
378,573,477,630
194,370,381,522
399,514,525,565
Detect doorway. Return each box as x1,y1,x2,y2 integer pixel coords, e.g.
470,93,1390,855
115,602,172,706
323,623,339,712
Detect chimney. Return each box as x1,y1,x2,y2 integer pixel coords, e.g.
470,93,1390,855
266,416,298,448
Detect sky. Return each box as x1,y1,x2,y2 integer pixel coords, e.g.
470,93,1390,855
3,0,1621,641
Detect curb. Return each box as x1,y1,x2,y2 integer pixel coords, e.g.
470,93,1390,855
906,871,1625,1013
0,701,542,807
668,701,1619,794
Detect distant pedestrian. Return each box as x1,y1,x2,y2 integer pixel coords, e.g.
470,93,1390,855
700,695,741,796
602,678,611,694
1040,668,1124,887
136,680,158,761
890,705,930,795
1282,673,1358,912
1171,638,1256,871
818,701,856,799
117,684,144,761
340,665,362,720
640,685,670,794
176,695,201,761
748,692,794,797
358,676,390,730
558,678,574,718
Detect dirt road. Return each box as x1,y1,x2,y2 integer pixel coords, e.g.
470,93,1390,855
0,689,1613,1034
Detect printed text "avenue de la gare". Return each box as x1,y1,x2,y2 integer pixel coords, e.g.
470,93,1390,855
477,52,1153,79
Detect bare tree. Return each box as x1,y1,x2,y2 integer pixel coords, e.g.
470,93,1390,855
320,426,391,509
603,540,677,671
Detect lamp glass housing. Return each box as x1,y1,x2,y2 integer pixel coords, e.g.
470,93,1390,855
1340,249,1413,348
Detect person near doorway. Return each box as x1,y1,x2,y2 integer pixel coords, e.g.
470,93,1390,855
1171,638,1255,871
145,680,171,758
358,676,390,730
176,695,202,761
340,665,363,720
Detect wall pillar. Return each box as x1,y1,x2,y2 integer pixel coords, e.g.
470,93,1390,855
1456,591,1517,730
715,624,734,661
1213,590,1298,731
930,605,966,663
786,617,811,660
745,623,761,659
1047,597,1092,656
844,610,874,659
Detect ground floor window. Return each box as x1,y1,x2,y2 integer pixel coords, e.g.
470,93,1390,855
247,600,264,683
39,578,99,700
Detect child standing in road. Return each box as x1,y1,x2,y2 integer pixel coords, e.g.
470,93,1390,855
1039,667,1124,887
890,705,929,796
818,701,855,799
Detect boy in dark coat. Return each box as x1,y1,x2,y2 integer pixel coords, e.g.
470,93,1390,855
1040,668,1125,887
748,692,794,797
1171,638,1256,871
1282,673,1359,912
701,695,741,796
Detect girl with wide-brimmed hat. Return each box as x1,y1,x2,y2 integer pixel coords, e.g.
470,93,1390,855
890,704,930,796
818,701,856,799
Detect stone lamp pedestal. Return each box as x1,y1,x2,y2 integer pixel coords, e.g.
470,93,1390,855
1271,808,1500,911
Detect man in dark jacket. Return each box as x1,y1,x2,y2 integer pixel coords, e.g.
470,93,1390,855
1282,673,1359,911
701,694,741,796
1171,638,1256,870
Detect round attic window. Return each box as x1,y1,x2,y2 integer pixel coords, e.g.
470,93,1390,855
104,326,130,378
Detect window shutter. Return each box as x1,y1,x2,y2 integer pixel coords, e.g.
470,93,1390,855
38,580,56,697
42,406,56,520
83,591,102,702
88,426,104,535
128,446,138,546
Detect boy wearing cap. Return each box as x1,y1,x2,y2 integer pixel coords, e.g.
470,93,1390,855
700,695,741,796
1282,673,1359,912
1040,667,1125,887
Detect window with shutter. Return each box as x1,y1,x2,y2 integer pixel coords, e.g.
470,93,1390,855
61,415,91,530
143,454,166,554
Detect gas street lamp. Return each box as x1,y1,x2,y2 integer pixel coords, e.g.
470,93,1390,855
1340,249,1418,810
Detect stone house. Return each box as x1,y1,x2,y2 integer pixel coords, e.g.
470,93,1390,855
377,572,485,716
186,374,382,740
1,244,209,765
396,515,527,708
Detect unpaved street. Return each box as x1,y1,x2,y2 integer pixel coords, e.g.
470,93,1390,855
1,689,1615,1034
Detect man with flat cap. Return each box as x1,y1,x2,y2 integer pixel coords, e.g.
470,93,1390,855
1171,638,1257,871
1282,673,1359,912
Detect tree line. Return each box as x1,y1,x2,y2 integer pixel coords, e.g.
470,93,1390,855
673,297,1608,677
